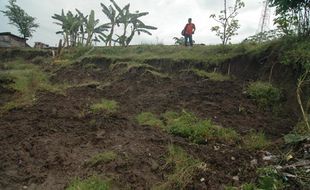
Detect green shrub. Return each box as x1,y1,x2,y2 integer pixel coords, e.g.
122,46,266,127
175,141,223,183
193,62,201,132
154,145,204,190
243,131,270,150
66,176,110,190
247,81,282,109
87,151,117,167
136,112,164,128
90,99,119,113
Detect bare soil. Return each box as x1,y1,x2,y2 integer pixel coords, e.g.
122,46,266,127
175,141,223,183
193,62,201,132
0,57,297,190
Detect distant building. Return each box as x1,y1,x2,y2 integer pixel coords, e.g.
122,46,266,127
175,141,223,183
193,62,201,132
34,42,49,49
0,32,29,48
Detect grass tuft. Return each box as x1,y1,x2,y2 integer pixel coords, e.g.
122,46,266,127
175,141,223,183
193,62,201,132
87,151,117,167
191,68,231,81
90,99,119,113
154,145,205,190
165,110,239,144
136,112,164,128
66,176,110,190
243,131,270,150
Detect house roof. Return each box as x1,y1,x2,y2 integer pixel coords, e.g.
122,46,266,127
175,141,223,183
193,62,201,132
0,32,27,40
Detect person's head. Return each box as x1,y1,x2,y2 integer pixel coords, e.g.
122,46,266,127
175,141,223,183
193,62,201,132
188,18,192,23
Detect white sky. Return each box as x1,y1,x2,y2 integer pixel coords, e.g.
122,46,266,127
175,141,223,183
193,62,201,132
0,0,276,46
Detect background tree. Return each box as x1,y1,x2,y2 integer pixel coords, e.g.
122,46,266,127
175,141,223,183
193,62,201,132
1,0,39,39
270,0,310,36
210,0,245,45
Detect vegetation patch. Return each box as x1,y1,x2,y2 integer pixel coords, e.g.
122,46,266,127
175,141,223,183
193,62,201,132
90,99,119,113
0,60,62,111
243,131,270,150
136,112,164,128
164,111,239,144
87,151,117,167
191,68,231,81
153,145,206,190
66,176,110,190
247,81,282,109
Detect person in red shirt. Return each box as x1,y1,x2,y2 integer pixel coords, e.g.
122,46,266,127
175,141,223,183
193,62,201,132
183,18,196,46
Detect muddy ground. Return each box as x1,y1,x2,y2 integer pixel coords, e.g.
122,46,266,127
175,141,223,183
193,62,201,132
0,56,297,190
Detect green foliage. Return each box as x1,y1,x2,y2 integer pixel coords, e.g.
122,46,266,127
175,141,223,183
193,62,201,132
136,112,164,128
154,145,204,190
66,176,110,190
1,0,39,38
191,69,231,81
100,0,157,47
257,167,285,190
90,99,119,113
210,0,245,45
284,133,309,144
172,37,185,45
243,131,270,150
270,0,310,36
165,111,239,144
87,151,117,167
0,60,61,110
245,30,283,43
247,81,282,109
52,9,109,47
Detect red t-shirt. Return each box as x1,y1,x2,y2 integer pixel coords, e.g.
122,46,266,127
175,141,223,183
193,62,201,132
185,23,195,35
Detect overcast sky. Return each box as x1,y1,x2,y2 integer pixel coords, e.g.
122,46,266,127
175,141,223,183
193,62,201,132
0,0,276,46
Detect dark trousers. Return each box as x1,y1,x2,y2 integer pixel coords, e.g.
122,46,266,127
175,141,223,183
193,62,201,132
184,35,193,46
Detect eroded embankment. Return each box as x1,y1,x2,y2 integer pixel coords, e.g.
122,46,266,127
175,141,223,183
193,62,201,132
0,47,303,190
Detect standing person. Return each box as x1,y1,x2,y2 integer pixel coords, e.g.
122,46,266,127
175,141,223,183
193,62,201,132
183,18,196,46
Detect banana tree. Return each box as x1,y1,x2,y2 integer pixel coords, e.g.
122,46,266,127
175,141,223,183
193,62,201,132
126,18,157,46
52,10,82,47
111,0,131,46
84,10,110,46
101,3,117,46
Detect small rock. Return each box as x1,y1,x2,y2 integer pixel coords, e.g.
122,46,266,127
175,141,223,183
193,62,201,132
232,176,239,181
151,161,159,171
231,156,236,161
250,159,258,167
263,155,276,161
200,178,205,182
23,186,28,189
214,146,220,151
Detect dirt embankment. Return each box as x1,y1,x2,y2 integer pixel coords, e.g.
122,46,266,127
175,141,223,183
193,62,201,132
0,48,301,190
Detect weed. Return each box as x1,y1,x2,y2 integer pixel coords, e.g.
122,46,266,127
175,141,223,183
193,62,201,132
247,81,282,109
90,99,119,113
257,166,285,190
191,68,231,81
153,145,205,190
136,112,164,128
243,131,270,150
87,151,117,167
66,176,110,190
